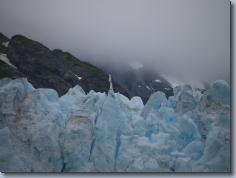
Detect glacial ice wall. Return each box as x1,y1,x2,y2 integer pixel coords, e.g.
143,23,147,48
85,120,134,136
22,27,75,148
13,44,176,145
0,78,230,172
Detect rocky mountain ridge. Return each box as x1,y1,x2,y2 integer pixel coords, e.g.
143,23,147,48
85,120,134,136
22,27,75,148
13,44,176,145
0,33,128,97
0,33,174,101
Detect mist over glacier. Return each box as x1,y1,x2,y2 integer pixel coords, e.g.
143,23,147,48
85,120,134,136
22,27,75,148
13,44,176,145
0,77,230,172
0,0,230,87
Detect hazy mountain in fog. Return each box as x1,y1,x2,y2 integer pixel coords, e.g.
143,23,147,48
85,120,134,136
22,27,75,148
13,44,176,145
0,33,175,101
105,61,173,102
0,0,230,87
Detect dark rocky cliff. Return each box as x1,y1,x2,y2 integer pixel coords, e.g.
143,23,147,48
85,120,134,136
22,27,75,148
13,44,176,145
1,34,128,96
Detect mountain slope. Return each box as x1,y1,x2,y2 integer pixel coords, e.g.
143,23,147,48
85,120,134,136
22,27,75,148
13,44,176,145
1,33,175,101
1,34,128,96
0,33,9,54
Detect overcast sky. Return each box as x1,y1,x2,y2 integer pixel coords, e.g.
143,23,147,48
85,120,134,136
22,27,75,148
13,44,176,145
0,0,230,87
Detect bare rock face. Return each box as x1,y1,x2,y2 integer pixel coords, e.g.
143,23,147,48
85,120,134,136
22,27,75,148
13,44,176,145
1,33,174,103
0,60,25,79
1,34,128,97
0,34,24,79
0,33,9,54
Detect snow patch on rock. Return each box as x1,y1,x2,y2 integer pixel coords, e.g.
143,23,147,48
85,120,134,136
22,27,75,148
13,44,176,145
0,53,17,68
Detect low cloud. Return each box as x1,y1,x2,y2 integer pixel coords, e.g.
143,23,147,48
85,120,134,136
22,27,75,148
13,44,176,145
0,0,230,87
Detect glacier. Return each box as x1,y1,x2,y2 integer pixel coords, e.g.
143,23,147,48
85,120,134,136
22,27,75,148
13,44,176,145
0,78,230,172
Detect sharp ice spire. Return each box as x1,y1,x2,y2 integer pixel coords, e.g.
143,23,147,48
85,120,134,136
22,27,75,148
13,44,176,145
109,74,114,94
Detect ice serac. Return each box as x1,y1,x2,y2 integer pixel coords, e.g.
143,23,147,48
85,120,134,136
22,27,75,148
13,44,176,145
173,84,197,114
0,78,230,172
0,78,66,172
60,85,106,172
89,89,133,171
129,96,144,111
141,91,167,119
198,80,230,111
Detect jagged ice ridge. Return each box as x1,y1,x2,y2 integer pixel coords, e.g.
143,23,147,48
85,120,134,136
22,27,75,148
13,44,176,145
0,77,230,172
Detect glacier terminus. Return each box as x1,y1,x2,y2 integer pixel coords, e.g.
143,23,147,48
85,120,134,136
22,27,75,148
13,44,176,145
0,77,230,172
